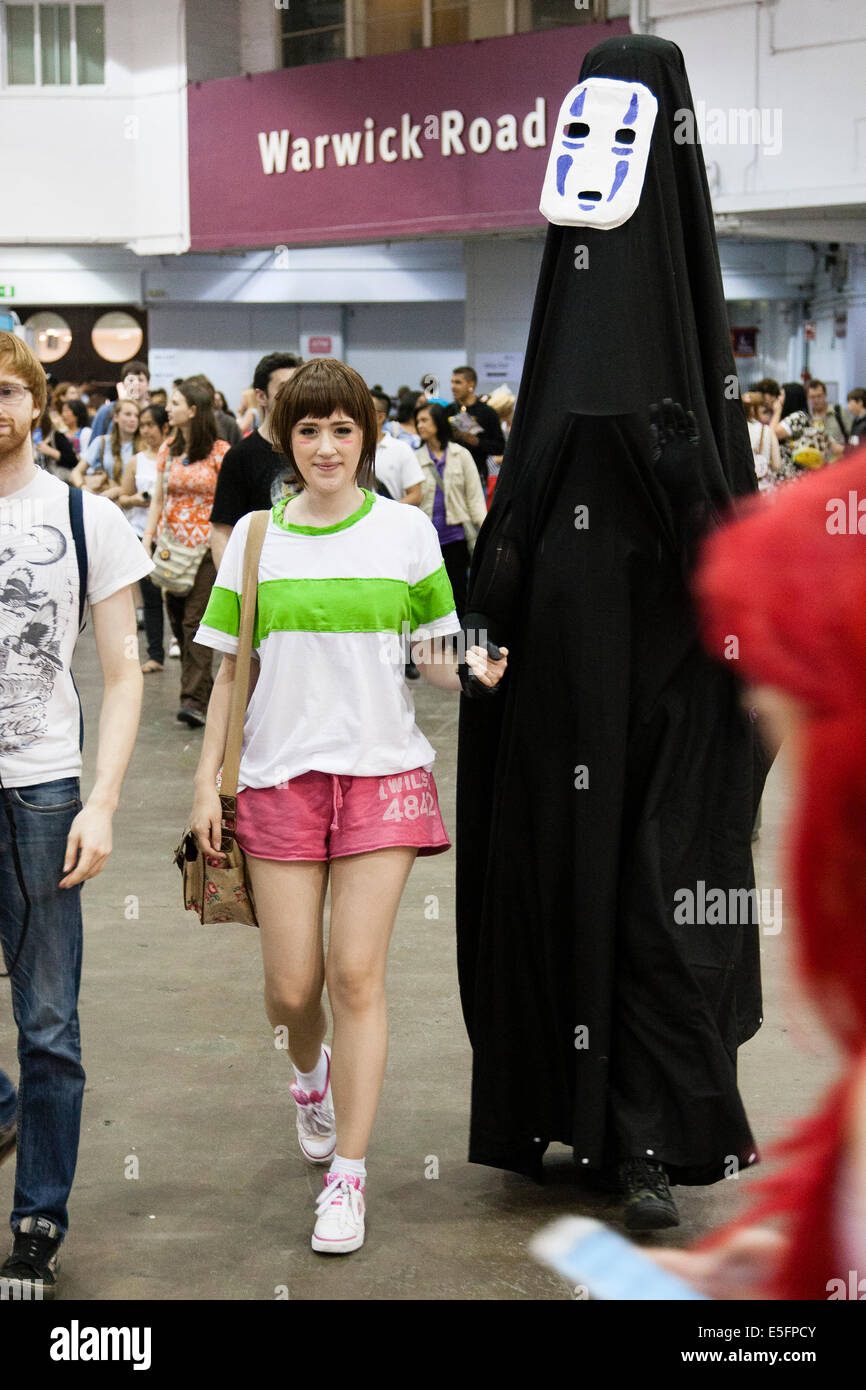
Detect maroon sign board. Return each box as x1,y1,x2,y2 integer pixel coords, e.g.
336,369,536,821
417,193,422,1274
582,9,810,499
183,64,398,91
187,20,629,251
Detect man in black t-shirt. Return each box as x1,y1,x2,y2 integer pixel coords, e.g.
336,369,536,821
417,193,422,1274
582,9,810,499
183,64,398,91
209,352,302,567
445,366,505,488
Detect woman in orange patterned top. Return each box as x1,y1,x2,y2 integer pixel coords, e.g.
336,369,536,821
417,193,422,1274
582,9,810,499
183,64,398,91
142,380,230,726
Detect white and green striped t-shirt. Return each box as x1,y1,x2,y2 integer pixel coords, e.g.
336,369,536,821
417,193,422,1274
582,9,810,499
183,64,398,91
196,489,460,790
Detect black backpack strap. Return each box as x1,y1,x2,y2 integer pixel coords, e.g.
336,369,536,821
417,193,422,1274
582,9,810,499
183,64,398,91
67,487,88,752
67,486,88,631
834,404,849,443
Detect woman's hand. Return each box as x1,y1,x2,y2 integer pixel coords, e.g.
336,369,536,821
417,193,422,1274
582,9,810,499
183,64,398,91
465,643,508,689
190,785,225,861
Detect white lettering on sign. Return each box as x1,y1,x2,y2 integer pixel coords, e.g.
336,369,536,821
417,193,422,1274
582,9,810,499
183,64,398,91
401,112,424,160
259,129,290,175
332,130,362,166
256,100,546,176
441,110,465,156
379,128,398,163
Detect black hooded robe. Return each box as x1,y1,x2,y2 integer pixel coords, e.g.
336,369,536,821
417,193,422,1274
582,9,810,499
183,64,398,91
455,35,769,1185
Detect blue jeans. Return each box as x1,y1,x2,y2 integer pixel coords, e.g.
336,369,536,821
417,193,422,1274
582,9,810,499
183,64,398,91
0,777,85,1238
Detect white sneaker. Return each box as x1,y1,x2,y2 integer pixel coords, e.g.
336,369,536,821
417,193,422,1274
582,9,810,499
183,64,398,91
312,1173,365,1254
289,1046,336,1164
168,639,181,659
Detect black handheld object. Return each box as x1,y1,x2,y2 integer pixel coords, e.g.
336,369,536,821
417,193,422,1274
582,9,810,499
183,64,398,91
458,639,504,700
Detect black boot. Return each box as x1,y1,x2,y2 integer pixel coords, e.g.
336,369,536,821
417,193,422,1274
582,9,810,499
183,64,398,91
619,1157,679,1232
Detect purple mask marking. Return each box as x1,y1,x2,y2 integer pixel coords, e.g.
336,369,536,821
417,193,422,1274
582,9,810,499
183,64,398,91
556,153,573,196
611,145,633,155
570,89,587,117
607,160,629,202
562,140,586,150
624,92,639,125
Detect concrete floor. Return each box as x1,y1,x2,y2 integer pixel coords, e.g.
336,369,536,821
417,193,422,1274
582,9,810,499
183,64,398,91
0,623,839,1301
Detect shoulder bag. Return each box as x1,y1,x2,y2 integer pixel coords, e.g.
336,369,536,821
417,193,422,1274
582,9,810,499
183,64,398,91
151,529,209,595
174,510,270,926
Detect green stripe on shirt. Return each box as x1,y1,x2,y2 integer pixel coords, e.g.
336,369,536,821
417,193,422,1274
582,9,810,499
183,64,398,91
409,563,456,630
202,565,456,642
258,576,410,636
201,584,241,638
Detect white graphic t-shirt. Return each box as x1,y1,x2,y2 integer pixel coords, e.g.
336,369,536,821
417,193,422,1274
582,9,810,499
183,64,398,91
0,468,154,787
196,490,460,789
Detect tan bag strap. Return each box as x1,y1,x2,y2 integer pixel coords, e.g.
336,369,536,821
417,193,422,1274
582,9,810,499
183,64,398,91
221,510,269,796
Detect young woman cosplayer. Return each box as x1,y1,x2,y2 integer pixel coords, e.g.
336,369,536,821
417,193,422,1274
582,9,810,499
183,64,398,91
189,360,507,1254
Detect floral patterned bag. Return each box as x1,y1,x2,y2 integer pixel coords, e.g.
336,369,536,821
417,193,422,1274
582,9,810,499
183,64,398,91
174,511,269,926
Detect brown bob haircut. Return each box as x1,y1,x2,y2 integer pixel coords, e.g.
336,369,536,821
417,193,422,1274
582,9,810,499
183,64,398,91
0,331,48,414
270,358,377,489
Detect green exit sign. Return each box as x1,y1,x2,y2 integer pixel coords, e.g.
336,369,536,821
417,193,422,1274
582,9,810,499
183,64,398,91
0,286,14,298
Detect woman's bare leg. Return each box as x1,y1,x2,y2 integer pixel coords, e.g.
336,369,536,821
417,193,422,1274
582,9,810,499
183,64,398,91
245,857,329,1073
326,847,417,1159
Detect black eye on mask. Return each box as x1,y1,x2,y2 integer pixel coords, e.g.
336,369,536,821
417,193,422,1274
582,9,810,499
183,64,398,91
614,127,636,144
564,121,590,138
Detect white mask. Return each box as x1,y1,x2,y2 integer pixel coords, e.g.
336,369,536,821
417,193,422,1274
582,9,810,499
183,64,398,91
539,77,658,231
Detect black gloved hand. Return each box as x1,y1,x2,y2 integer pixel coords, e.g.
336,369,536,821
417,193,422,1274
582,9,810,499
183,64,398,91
649,398,700,476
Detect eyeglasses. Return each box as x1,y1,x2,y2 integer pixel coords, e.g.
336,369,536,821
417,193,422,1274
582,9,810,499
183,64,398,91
0,384,32,405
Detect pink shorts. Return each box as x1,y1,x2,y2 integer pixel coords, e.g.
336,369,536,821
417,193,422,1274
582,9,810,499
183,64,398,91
235,767,451,862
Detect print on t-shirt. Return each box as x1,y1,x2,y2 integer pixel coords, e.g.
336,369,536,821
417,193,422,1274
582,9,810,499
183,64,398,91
0,521,73,755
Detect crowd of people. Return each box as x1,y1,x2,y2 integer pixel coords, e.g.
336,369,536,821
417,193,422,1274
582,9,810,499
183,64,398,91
1,311,862,1297
0,330,513,1289
31,355,514,723
745,376,866,490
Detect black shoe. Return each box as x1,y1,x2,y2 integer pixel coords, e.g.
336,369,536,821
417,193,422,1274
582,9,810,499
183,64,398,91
177,706,206,728
404,660,420,681
0,1118,16,1169
1,1216,61,1300
619,1158,680,1232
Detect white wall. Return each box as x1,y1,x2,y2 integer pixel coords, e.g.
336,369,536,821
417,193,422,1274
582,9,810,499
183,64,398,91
0,0,188,253
146,300,465,408
147,303,315,406
344,302,465,397
639,0,866,235
463,237,545,368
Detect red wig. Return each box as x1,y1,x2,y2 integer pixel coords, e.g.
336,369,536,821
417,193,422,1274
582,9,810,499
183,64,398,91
695,449,866,1299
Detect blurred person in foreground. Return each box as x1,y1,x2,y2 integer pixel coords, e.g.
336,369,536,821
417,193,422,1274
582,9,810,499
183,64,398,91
651,448,866,1298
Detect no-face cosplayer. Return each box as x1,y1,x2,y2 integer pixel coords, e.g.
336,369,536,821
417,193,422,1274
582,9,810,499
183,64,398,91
455,35,768,1229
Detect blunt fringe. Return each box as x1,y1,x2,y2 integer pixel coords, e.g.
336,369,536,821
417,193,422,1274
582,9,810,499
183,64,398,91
269,358,377,489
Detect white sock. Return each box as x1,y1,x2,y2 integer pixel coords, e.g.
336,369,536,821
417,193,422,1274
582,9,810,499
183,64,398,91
292,1048,329,1097
330,1153,366,1184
